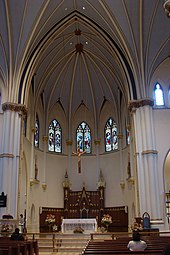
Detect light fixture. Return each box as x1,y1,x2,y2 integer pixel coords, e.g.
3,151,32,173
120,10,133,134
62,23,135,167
163,0,170,17
82,6,86,10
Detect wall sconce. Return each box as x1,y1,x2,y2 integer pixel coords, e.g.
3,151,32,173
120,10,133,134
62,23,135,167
165,191,170,222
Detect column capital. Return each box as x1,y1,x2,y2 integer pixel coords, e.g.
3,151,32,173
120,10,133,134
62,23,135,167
66,140,72,146
2,102,27,116
42,136,48,142
94,139,101,145
128,98,154,112
118,133,123,139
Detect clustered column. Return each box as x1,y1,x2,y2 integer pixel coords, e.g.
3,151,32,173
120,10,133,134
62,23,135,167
129,99,162,224
0,103,27,218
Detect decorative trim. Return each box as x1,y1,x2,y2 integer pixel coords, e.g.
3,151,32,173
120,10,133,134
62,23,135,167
117,133,123,139
0,153,14,158
30,178,39,186
94,139,101,145
142,150,158,155
127,177,135,185
42,136,48,142
163,0,170,18
31,127,36,133
2,102,27,115
42,183,47,190
66,140,72,146
128,98,154,112
120,181,125,189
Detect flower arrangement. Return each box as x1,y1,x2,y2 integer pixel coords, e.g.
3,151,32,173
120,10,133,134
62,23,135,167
101,214,112,226
1,224,10,232
45,214,56,224
129,222,143,232
73,226,84,233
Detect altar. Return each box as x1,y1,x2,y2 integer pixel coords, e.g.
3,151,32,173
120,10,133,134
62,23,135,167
61,218,97,233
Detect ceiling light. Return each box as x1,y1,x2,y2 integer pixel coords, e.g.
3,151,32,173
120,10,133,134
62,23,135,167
82,6,86,10
65,7,68,11
85,41,88,44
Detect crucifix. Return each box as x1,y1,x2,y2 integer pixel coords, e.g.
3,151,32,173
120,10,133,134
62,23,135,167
73,147,86,173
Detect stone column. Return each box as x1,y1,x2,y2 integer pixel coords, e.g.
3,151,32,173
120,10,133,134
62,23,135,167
0,103,27,218
129,99,162,225
42,136,48,191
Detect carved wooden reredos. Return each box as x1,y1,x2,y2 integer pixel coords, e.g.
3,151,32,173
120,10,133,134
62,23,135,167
39,171,128,232
63,171,105,221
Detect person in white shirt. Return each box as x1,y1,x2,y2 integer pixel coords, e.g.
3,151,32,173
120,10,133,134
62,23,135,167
127,231,147,251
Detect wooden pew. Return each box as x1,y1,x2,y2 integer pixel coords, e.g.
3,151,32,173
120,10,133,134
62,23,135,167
0,243,21,255
82,236,170,255
0,238,39,255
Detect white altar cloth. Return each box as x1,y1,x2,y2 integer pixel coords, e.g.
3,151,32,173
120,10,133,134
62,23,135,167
61,218,97,233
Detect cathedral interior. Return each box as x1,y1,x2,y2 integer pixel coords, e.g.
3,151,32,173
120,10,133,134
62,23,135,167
0,0,170,233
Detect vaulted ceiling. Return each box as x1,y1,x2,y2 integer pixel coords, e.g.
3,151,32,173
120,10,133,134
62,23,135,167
0,0,169,120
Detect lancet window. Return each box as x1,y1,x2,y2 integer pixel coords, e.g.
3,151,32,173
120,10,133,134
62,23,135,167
48,119,62,152
34,114,39,148
76,121,91,153
154,83,164,106
105,117,118,152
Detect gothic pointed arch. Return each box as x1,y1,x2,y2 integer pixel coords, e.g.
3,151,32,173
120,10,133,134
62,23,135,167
105,117,118,152
48,119,62,153
76,121,91,154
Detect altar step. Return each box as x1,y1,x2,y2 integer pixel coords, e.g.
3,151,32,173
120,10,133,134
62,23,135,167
38,233,90,253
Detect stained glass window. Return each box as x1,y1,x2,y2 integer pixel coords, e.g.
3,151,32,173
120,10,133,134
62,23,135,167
76,121,91,153
34,114,39,147
48,119,62,152
126,127,130,145
154,83,164,106
105,117,118,152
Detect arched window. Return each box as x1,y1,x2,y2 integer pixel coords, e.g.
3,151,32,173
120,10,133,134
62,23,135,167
76,121,91,153
154,83,164,106
126,127,130,145
34,114,39,148
48,119,62,152
105,117,118,152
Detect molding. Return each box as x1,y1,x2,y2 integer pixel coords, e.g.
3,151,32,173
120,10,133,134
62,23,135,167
142,150,158,155
2,102,27,115
128,98,154,112
0,153,14,158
